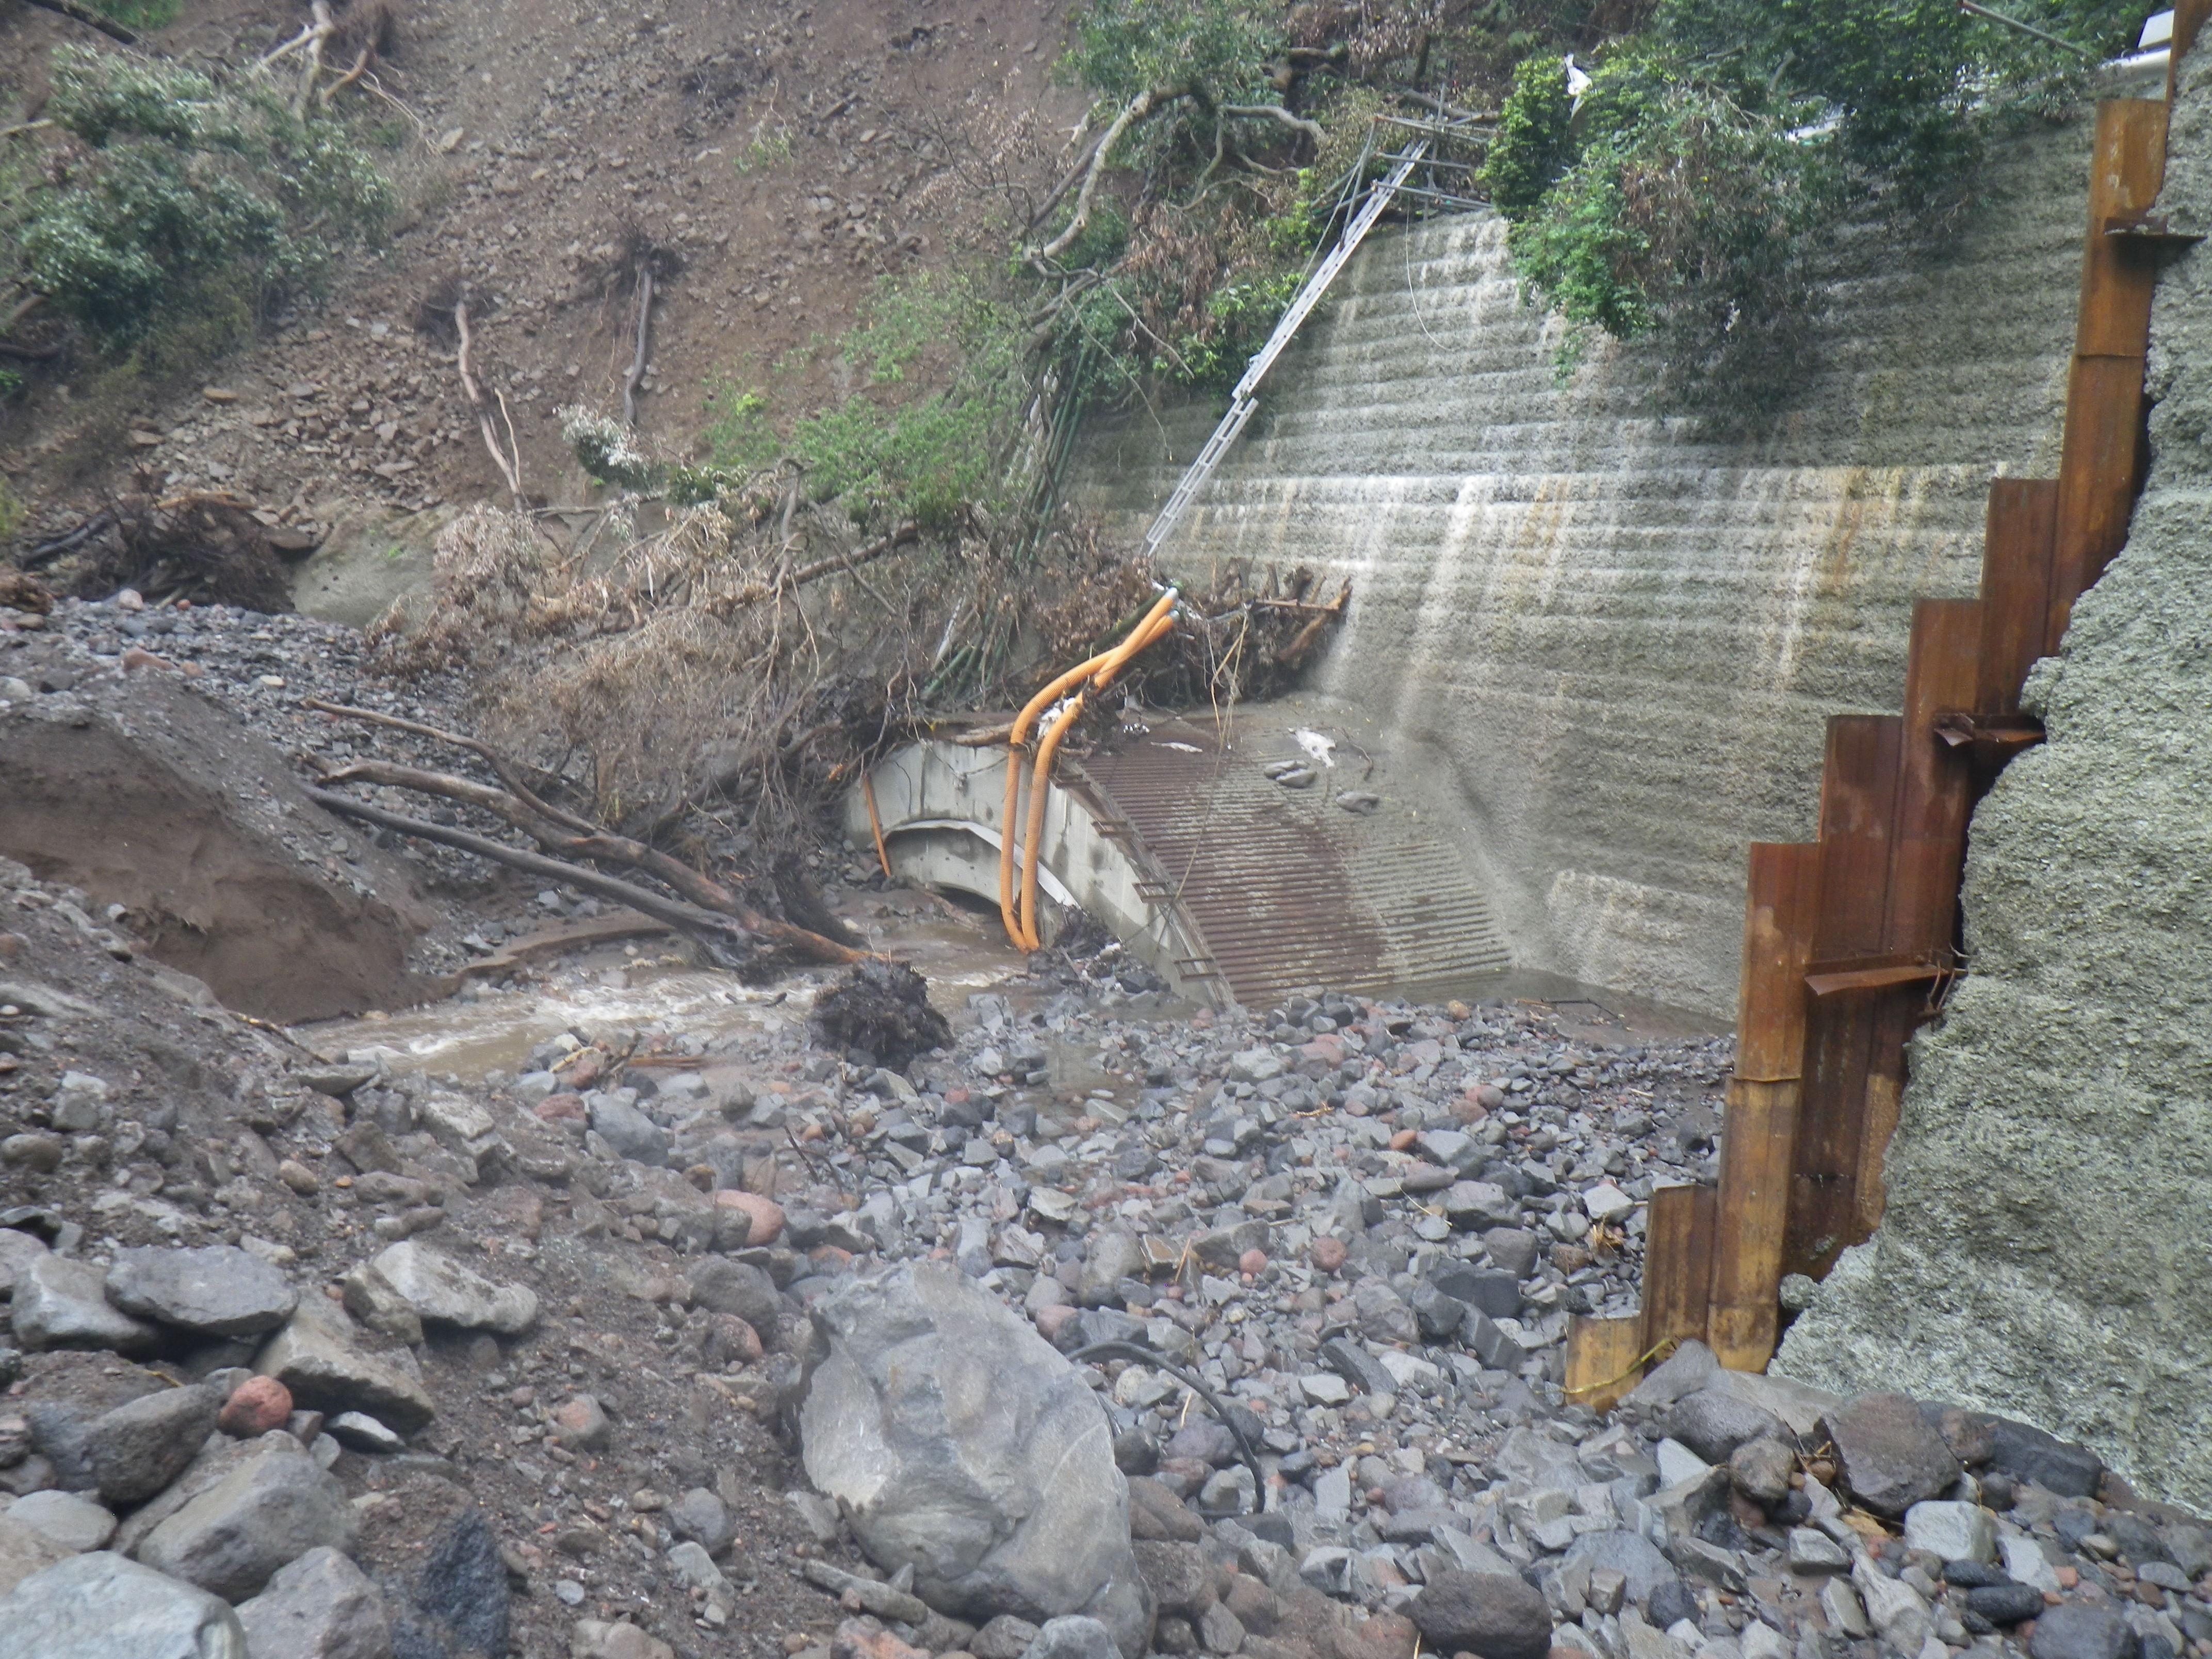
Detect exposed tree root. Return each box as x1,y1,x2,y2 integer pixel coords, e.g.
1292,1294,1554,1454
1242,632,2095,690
451,295,526,509
302,701,871,970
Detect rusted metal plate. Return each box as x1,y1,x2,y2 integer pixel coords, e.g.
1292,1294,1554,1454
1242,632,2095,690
1079,717,1508,1007
1975,479,2059,717
1710,841,1819,1371
1803,957,1942,998
1710,1076,1805,1372
2050,99,2169,647
1885,599,1980,958
1852,989,1920,1247
1733,842,1821,1083
1640,1182,1716,1352
1790,713,1900,1285
1812,718,1902,963
1564,1315,1647,1414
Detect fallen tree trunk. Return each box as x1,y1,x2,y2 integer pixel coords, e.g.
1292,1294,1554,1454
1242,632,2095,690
303,708,873,967
305,790,870,971
305,789,760,961
22,0,137,43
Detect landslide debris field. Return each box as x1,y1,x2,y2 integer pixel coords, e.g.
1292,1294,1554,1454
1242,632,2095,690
1,0,2205,1656
0,595,2205,1659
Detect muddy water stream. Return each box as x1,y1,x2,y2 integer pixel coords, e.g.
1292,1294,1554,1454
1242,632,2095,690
299,891,1050,1080
299,883,1716,1093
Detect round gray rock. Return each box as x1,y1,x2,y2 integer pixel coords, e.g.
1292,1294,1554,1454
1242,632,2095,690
666,1488,734,1556
11,1257,158,1354
6,1491,116,1553
2029,1604,2139,1659
234,1545,393,1659
1820,1392,1961,1518
82,1384,223,1506
1409,1569,1555,1659
138,1446,357,1602
104,1247,299,1339
0,1551,247,1659
1667,1388,1790,1465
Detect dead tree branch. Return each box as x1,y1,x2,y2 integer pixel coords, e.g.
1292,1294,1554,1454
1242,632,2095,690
1024,123,1110,235
321,43,375,104
304,718,870,966
623,263,655,428
452,297,527,509
22,0,136,44
1029,83,1188,268
697,521,921,619
1218,104,1324,144
303,697,594,831
306,789,774,966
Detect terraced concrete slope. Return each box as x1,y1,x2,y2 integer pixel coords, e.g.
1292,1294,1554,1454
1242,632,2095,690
1072,119,2096,1016
1777,62,2212,1512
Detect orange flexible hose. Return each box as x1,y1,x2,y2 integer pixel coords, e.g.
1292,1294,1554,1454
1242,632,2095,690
999,649,1114,946
860,771,892,880
1018,689,1086,949
1016,595,1180,949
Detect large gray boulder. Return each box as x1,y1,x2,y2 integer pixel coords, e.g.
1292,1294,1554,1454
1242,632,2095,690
104,1247,298,1339
137,1444,358,1602
1408,1568,1555,1659
252,1296,435,1433
0,1551,248,1658
345,1242,536,1337
235,1544,395,1659
12,1257,158,1354
1820,1392,1960,1518
81,1384,224,1506
799,1263,1152,1657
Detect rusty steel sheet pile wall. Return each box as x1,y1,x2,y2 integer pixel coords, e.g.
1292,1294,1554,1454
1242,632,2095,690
1565,74,2188,1410
1780,29,2212,1512
1070,120,2103,1018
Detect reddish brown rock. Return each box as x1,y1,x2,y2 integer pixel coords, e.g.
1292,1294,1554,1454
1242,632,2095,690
713,1190,785,1247
219,1376,293,1438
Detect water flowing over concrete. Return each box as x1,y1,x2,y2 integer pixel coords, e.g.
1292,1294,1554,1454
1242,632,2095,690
1777,64,2212,1513
1072,121,2094,1016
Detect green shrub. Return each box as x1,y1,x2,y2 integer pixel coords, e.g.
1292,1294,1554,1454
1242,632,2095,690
1484,54,1574,214
792,270,1026,530
6,47,394,349
1492,0,2130,412
1059,0,1283,104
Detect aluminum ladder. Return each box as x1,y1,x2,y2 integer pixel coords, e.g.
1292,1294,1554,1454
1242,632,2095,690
1140,138,1430,563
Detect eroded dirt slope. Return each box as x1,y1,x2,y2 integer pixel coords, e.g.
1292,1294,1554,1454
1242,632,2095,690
0,0,1081,560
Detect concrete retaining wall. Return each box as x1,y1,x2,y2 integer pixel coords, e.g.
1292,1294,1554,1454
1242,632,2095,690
1069,119,2095,1016
1777,67,2212,1512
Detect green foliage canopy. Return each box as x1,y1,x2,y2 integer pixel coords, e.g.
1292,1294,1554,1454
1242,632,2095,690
1486,0,2142,410
8,47,394,348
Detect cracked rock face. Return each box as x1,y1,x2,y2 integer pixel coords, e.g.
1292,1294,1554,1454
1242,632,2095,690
800,1262,1153,1657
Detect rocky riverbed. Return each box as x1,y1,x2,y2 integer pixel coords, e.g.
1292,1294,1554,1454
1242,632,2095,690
1,595,2206,1659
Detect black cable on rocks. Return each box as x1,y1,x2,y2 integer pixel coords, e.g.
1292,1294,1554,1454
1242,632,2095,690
1066,1339,1268,1510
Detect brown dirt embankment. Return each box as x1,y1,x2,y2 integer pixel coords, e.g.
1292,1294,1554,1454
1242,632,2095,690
0,665,445,1021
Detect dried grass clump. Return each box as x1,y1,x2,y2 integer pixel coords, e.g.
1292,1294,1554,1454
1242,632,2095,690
371,501,931,849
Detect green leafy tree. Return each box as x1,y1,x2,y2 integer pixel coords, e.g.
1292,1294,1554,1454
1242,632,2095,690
1487,0,2138,413
7,47,394,349
1485,54,1575,213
